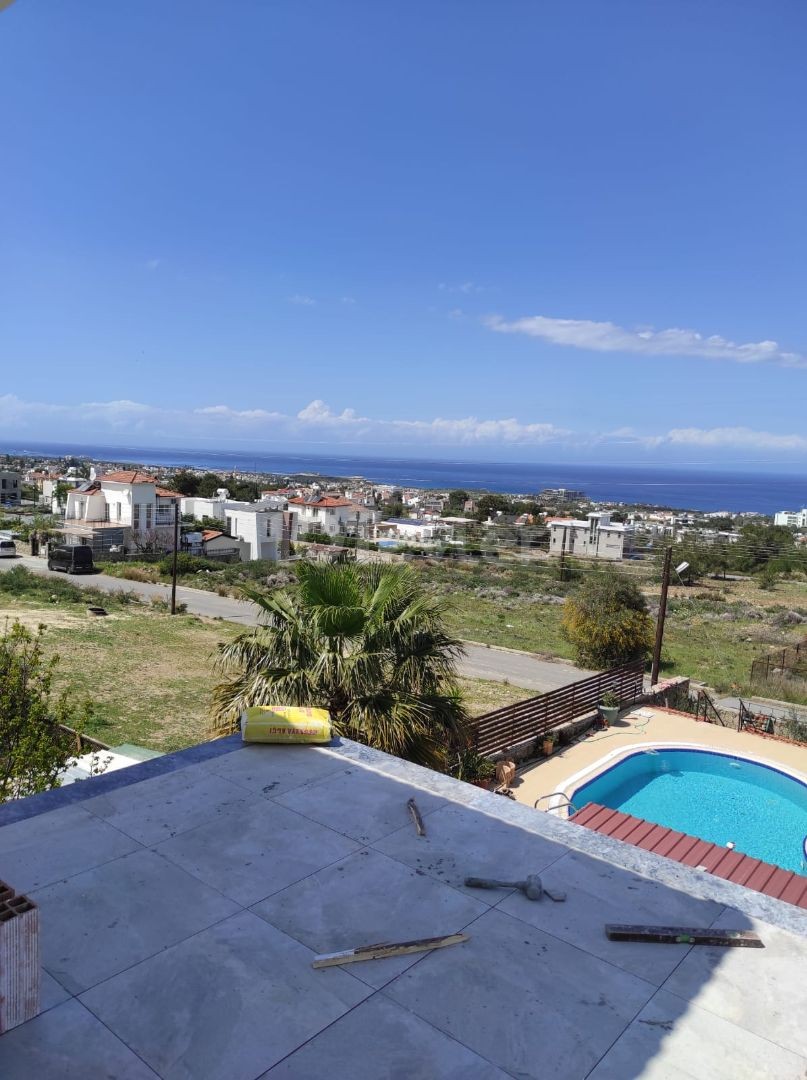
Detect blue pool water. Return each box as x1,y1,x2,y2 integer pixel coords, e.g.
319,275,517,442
573,749,807,875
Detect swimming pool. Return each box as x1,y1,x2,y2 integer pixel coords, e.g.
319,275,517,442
572,748,807,875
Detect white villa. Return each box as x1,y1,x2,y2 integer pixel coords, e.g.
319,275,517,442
180,493,297,561
548,511,626,561
288,495,379,538
774,508,807,528
62,471,180,553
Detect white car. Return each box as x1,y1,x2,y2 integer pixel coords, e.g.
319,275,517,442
0,539,17,558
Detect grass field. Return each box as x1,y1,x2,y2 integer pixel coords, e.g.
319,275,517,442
2,598,241,752
0,567,533,751
430,561,807,703
3,555,806,759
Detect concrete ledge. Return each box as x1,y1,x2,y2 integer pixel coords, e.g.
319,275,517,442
0,735,244,827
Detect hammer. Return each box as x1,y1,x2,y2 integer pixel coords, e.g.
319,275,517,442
465,875,566,902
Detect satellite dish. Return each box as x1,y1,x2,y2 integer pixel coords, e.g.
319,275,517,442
675,562,690,575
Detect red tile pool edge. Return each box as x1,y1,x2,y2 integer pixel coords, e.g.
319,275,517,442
570,802,807,910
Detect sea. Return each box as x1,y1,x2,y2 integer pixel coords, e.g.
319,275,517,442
2,441,805,515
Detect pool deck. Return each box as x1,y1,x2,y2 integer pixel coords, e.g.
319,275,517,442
514,705,807,814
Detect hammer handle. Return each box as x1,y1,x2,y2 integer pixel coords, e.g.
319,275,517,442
465,877,520,890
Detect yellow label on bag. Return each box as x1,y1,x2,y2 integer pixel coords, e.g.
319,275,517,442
240,706,332,744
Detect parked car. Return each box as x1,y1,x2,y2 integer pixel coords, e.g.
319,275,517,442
47,545,95,574
0,539,17,558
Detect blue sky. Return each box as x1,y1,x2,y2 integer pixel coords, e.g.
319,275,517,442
2,1,806,467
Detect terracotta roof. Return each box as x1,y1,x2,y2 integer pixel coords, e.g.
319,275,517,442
570,802,807,910
100,471,158,485
288,496,352,508
155,487,180,498
201,529,224,541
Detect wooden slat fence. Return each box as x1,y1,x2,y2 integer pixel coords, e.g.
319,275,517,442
473,660,645,756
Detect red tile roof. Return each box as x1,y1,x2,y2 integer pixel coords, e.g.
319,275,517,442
201,529,224,541
570,802,807,910
288,496,352,508
155,487,180,499
100,471,158,485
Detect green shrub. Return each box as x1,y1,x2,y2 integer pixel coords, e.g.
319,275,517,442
157,553,225,576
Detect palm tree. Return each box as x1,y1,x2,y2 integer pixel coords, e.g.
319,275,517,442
211,560,470,766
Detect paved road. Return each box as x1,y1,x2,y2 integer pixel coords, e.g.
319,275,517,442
2,555,590,691
716,696,807,722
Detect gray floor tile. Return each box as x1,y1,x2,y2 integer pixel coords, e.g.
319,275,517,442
33,848,238,994
496,849,724,984
0,804,140,893
82,764,252,845
663,910,807,1058
155,796,359,906
0,999,158,1079
373,800,566,901
275,765,446,844
588,989,807,1080
383,907,656,1080
40,970,72,1013
201,743,347,796
252,848,488,989
262,995,509,1079
80,910,370,1080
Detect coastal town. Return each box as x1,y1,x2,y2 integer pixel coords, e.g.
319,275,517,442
3,452,804,564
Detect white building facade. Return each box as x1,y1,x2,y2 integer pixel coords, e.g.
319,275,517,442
62,471,180,552
548,512,625,561
774,509,807,528
289,496,379,538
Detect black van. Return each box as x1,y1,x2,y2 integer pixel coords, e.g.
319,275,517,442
48,545,95,574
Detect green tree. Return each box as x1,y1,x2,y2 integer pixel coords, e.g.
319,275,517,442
211,561,469,766
443,489,469,515
562,570,654,669
169,470,201,496
0,623,90,803
474,494,514,522
196,472,226,498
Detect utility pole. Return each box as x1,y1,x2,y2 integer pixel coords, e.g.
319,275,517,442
651,546,672,686
170,500,179,615
558,526,567,583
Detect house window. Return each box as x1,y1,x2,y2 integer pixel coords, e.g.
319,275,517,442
226,516,233,535
133,504,140,529
146,505,153,530
104,503,110,522
116,502,122,522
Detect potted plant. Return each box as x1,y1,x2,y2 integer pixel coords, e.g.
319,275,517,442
599,690,621,728
542,731,557,757
454,749,497,789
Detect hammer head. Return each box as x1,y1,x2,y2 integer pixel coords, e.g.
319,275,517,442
521,874,544,900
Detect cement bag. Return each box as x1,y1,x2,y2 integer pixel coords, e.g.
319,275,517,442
241,706,332,744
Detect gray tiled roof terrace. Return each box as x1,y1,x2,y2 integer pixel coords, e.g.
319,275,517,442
0,734,805,1079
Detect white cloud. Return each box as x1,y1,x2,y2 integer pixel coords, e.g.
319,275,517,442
664,426,807,451
340,296,357,305
1,394,805,455
288,294,316,306
484,314,806,368
439,281,484,294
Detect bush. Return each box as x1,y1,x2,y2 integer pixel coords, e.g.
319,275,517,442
562,570,654,669
149,596,188,614
0,622,93,802
157,553,225,576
